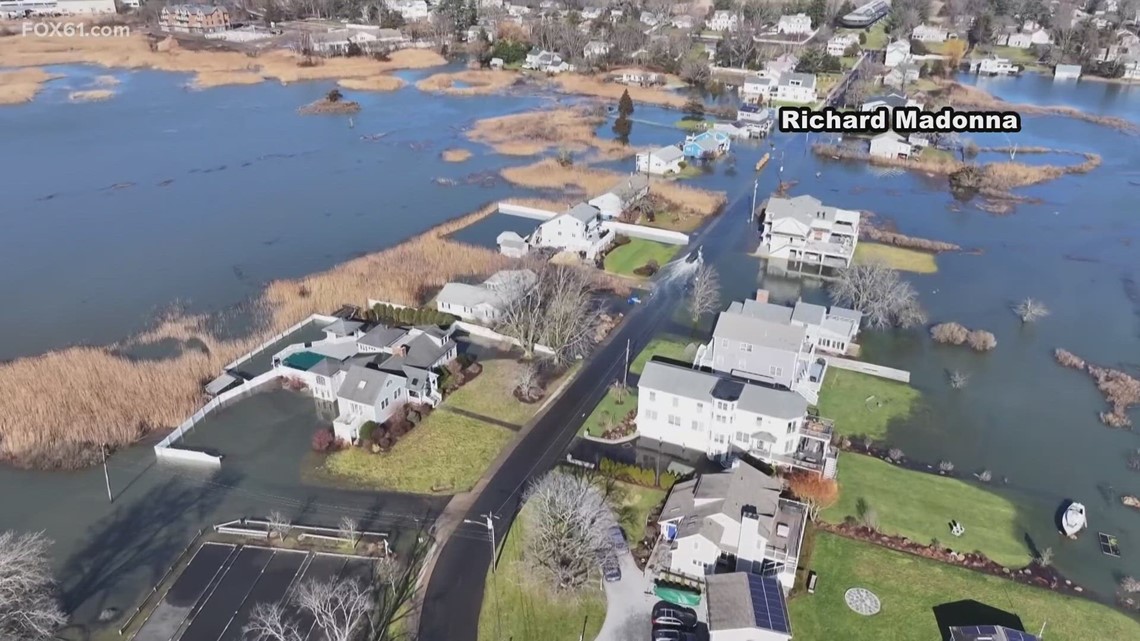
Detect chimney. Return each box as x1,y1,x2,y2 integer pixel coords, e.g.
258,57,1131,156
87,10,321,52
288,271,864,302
755,289,770,303
735,505,763,573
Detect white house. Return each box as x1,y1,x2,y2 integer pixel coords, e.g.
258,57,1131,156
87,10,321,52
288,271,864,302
741,74,778,102
580,6,601,20
655,461,809,595
588,174,650,217
1005,32,1032,48
911,23,948,42
883,62,921,88
708,10,739,32
1029,28,1053,45
435,269,536,323
860,92,920,112
766,54,800,76
869,131,913,159
635,145,685,175
776,13,813,35
969,55,1018,75
727,291,862,356
388,0,429,22
584,40,610,59
884,40,912,67
1054,64,1082,79
774,73,817,104
524,49,571,73
827,32,858,56
640,11,661,27
672,14,695,30
532,202,613,259
757,194,861,270
706,573,793,640
1123,58,1140,80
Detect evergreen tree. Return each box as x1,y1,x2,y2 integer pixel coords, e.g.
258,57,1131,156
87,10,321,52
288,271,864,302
682,95,705,121
618,89,634,118
612,116,633,145
806,0,827,28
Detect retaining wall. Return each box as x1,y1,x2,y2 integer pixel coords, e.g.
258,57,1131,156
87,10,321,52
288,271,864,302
825,356,911,383
224,313,337,372
454,321,555,355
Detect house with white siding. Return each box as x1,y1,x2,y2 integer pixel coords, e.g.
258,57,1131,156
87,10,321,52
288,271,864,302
869,130,914,159
635,145,686,175
706,573,794,640
757,194,860,269
827,32,858,56
741,73,778,102
884,40,912,67
726,291,862,356
588,174,650,217
774,73,817,104
532,202,614,259
435,269,536,323
911,24,948,41
708,10,739,31
655,460,809,593
776,13,812,35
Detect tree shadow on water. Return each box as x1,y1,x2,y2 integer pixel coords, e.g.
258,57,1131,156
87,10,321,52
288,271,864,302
58,467,243,639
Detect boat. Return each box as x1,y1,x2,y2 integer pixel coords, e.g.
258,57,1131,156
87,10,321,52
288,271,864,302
1062,502,1087,536
755,152,770,171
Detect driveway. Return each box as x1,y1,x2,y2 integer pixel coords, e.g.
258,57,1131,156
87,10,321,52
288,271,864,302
595,552,656,641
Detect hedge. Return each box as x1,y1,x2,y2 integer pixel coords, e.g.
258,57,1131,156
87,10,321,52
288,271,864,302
371,304,457,327
598,458,679,490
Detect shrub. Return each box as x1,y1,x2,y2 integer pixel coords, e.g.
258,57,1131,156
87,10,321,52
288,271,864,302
377,436,393,451
407,409,422,426
614,234,631,247
633,259,660,277
598,458,679,489
389,422,408,438
359,420,379,443
966,330,997,351
370,423,389,443
311,428,335,452
465,362,484,378
888,447,904,462
930,322,969,345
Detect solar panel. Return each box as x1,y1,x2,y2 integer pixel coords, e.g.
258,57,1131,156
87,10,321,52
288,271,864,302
746,575,791,634
1002,628,1039,641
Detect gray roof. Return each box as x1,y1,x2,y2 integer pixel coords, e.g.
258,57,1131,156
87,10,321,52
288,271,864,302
497,231,528,248
436,282,498,309
205,373,240,396
652,145,685,162
791,301,826,326
640,360,807,419
706,573,791,634
659,460,784,551
337,365,394,405
828,306,862,323
323,318,363,336
608,174,650,201
713,311,806,352
401,334,454,369
690,136,719,152
358,324,408,349
565,202,600,223
733,299,794,325
483,269,537,292
864,93,909,108
1056,64,1082,72
779,72,816,89
764,194,838,225
310,358,345,377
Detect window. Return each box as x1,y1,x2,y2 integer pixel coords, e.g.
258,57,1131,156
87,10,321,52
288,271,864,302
769,365,783,377
696,402,703,412
735,431,749,442
672,397,679,408
646,410,658,420
715,415,726,424
716,401,728,411
739,342,752,352
668,414,681,426
785,440,795,453
691,420,702,431
714,434,726,444
755,416,764,426
316,376,326,386
787,420,797,434
720,338,728,348
648,391,656,401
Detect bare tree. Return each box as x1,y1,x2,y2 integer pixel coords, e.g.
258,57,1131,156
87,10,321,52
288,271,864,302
948,370,969,389
243,603,303,641
523,471,616,591
1037,546,1054,567
688,264,721,321
497,264,599,364
830,262,926,329
1121,576,1140,594
267,510,292,540
293,578,373,641
680,52,711,86
514,360,543,399
0,531,66,641
338,516,359,547
1014,298,1050,323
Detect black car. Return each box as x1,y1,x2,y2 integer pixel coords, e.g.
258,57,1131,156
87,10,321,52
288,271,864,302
651,626,698,641
608,525,629,554
651,602,699,629
600,553,622,582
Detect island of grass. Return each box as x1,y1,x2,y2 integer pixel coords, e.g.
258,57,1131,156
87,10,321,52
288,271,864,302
854,242,938,274
674,118,712,132
816,369,920,441
629,335,696,375
581,386,638,437
604,238,681,277
789,533,1140,641
823,453,1032,567
311,358,565,494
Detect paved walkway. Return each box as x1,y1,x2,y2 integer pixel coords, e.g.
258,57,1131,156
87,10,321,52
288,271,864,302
595,553,656,641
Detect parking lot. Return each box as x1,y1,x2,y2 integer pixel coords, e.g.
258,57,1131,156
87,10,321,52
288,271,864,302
133,543,375,641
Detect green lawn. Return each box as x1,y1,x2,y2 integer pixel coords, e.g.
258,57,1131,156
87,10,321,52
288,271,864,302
674,118,712,132
920,146,956,163
610,481,666,538
863,23,889,49
789,533,1140,641
641,208,707,232
313,411,514,494
816,369,921,441
825,453,1031,567
444,357,543,425
478,505,606,641
854,243,938,274
671,163,706,180
604,238,680,277
629,335,694,375
581,386,638,437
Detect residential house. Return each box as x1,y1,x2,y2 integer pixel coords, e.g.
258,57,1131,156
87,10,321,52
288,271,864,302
827,32,858,56
435,269,536,324
708,10,738,32
869,131,913,159
774,73,817,104
1123,56,1140,80
584,40,610,59
712,123,749,139
911,23,948,41
682,131,732,159
884,40,912,67
641,11,661,27
860,92,919,111
532,202,613,259
580,7,601,20
523,49,571,73
489,57,505,69
588,174,651,217
706,573,793,640
1028,28,1052,45
635,145,686,175
776,13,812,35
496,231,528,257
160,4,231,34
310,28,403,55
728,291,862,356
611,69,662,85
883,62,921,88
1054,64,1082,79
948,625,1040,641
968,55,1018,75
672,14,695,30
653,459,811,590
388,0,429,22
737,103,772,125
1005,31,1032,48
765,53,799,76
757,194,861,270
741,73,777,102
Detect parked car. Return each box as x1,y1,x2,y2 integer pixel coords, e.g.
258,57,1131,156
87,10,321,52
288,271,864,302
608,525,629,553
651,602,699,629
651,626,699,641
600,553,621,582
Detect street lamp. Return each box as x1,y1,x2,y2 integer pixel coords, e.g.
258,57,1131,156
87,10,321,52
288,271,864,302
463,512,500,573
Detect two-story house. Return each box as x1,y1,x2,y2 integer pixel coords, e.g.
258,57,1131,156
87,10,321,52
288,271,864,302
776,13,813,35
706,573,793,641
655,459,810,591
774,73,817,104
884,39,912,67
911,23,948,41
588,174,650,217
635,146,685,175
707,10,738,31
729,290,862,356
435,269,536,323
532,202,613,259
741,73,778,103
758,194,861,269
765,54,800,76
968,55,1018,75
827,32,858,56
160,4,231,34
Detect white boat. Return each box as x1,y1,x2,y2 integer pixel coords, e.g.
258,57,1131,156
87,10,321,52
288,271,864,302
1062,502,1087,536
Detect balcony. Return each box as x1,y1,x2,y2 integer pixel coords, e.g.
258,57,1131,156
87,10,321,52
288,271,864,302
799,416,834,441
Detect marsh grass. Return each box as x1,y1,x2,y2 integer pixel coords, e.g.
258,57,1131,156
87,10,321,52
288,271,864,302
551,73,687,108
466,107,624,156
416,69,518,96
0,67,61,104
338,76,404,92
441,148,473,162
69,89,116,102
938,81,1140,134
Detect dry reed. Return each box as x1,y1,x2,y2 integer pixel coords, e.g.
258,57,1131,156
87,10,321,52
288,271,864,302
938,81,1140,134
68,89,115,102
551,73,687,108
0,67,60,104
1054,349,1140,428
860,213,961,252
466,107,624,156
416,69,518,96
337,76,405,92
441,148,473,162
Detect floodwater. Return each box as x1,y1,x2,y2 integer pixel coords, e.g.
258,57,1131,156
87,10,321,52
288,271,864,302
1,64,1139,625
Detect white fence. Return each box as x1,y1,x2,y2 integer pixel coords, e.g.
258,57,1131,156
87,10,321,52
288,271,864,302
497,203,689,245
454,321,555,356
153,370,284,465
224,314,337,373
824,356,911,383
497,202,558,220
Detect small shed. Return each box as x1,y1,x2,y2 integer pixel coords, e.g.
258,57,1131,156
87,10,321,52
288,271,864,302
205,373,241,397
489,57,504,70
1054,64,1081,80
869,131,913,160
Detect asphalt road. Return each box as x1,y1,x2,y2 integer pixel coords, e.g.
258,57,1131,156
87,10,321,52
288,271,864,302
417,186,754,641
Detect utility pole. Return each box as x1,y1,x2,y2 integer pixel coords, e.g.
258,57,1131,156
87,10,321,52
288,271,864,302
623,339,631,388
578,615,589,641
750,177,759,223
101,443,112,503
463,512,499,573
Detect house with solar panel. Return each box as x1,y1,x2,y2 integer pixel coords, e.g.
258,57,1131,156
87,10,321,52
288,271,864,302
653,459,808,593
271,318,457,441
705,572,792,641
950,625,1039,641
